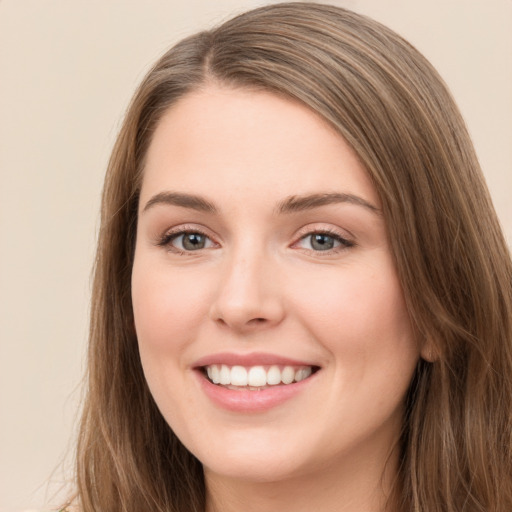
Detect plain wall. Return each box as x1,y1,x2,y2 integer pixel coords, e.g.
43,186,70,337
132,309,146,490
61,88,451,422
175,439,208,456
1,1,511,510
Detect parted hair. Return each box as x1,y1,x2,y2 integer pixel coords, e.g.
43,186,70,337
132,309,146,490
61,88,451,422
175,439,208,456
72,3,512,511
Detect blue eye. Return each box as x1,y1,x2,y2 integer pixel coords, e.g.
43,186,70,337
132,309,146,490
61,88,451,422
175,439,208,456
311,233,337,250
179,233,208,250
161,231,215,252
298,232,353,252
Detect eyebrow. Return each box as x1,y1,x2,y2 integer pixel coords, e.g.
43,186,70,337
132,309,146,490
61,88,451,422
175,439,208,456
276,193,381,215
142,192,217,214
141,191,381,216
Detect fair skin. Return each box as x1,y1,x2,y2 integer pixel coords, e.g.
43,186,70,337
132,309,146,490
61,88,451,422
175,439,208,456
131,85,421,512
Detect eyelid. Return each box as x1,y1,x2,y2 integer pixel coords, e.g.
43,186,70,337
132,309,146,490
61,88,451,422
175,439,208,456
291,224,356,252
155,224,219,251
154,223,355,254
294,223,354,239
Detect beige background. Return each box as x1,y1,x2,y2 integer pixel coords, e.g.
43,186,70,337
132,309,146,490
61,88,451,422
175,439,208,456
0,1,511,511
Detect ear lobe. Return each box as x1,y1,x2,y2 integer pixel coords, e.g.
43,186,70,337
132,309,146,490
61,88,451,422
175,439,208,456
420,337,438,362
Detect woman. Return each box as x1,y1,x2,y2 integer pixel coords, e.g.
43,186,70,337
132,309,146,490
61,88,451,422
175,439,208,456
69,3,512,511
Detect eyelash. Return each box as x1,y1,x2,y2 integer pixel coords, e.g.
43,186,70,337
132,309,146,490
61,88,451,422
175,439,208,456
294,228,355,254
156,227,355,255
157,227,214,255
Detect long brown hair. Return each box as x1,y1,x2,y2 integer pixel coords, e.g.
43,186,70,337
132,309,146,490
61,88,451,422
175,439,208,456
72,3,512,511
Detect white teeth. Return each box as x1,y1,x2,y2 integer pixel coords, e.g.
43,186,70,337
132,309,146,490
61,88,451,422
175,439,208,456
210,365,220,384
266,365,281,385
281,366,295,384
295,367,312,382
248,366,267,387
230,366,248,386
219,364,231,385
204,364,315,387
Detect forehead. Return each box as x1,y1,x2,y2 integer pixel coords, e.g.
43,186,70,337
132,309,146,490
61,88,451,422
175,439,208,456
140,85,380,210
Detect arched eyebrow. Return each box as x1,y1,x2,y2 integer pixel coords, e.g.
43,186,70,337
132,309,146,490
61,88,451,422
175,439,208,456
142,192,217,214
141,191,381,216
276,193,381,215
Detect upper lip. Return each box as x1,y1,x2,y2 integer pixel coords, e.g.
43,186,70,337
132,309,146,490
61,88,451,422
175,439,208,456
193,352,320,368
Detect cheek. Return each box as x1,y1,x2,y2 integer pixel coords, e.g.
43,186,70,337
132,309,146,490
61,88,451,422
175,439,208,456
289,262,418,443
292,260,417,368
131,257,212,363
131,257,213,426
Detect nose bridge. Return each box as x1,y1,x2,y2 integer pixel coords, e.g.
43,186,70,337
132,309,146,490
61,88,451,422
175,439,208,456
209,238,284,331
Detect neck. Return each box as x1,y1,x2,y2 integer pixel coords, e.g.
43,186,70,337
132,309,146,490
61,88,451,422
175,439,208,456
204,446,400,512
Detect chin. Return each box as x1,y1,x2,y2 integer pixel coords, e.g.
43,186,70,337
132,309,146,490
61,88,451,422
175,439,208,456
186,427,325,485
203,455,309,484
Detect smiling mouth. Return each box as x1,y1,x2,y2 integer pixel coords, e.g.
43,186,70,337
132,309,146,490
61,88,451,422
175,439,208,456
202,364,319,390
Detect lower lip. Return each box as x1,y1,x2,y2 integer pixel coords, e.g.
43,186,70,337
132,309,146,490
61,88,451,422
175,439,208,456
196,370,318,413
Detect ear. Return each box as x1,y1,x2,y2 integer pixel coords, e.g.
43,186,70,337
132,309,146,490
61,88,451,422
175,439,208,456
420,336,438,363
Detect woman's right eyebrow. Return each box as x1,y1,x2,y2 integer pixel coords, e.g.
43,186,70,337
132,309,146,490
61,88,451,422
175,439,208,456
142,191,217,214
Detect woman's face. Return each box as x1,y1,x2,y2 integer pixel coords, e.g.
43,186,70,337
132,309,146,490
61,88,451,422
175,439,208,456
132,86,420,484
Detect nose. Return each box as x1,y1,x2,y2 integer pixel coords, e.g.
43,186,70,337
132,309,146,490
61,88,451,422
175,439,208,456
208,248,285,333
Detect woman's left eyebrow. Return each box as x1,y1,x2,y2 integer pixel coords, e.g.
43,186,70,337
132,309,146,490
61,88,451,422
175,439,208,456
276,193,381,216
